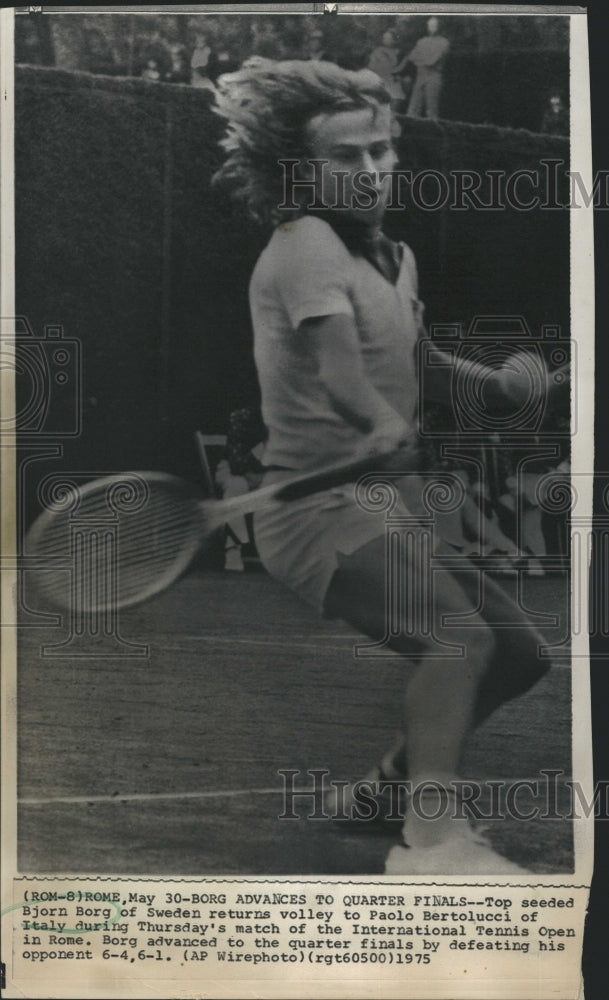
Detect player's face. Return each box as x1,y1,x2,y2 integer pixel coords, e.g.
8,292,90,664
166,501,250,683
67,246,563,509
305,104,397,226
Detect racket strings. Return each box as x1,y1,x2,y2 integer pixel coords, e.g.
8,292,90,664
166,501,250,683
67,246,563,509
27,482,210,610
33,512,202,559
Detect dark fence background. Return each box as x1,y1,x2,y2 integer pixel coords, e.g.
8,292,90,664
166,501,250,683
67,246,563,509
15,66,570,513
439,49,568,130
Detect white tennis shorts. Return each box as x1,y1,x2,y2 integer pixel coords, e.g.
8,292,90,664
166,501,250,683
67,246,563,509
254,465,459,614
253,483,387,613
253,469,473,614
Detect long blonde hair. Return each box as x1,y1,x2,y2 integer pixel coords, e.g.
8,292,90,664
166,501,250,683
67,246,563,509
213,58,390,227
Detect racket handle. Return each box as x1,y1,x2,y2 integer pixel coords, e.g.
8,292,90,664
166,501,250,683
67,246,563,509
200,447,418,522
274,448,412,501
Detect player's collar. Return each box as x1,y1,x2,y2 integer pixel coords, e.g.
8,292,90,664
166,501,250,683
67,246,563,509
305,208,403,285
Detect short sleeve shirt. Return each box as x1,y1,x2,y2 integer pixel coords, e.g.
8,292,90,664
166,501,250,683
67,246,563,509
249,215,424,470
409,35,450,69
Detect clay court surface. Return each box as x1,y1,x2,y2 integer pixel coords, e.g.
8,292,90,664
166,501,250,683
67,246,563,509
18,568,573,876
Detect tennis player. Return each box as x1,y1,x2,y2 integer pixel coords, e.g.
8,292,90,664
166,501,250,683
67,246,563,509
214,59,562,874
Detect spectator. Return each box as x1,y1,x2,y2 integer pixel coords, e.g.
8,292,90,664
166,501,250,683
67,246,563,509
165,43,190,84
141,57,162,83
306,28,329,62
225,407,266,487
334,23,370,71
190,30,217,90
251,19,285,60
214,408,266,572
406,16,450,119
540,92,569,135
138,34,172,82
368,29,406,112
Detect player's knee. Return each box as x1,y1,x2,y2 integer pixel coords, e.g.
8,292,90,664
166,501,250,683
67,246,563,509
410,617,495,670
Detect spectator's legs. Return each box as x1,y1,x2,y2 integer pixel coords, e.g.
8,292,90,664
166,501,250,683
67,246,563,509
425,72,443,119
407,73,425,117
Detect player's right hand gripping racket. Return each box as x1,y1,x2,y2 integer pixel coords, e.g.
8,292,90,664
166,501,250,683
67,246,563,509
25,449,407,613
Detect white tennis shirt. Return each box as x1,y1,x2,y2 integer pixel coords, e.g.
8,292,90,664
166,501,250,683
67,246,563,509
249,215,423,470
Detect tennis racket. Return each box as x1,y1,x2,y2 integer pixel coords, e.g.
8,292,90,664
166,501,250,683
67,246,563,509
25,448,408,613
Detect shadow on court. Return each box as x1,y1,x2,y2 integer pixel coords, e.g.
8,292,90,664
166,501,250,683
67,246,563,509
18,570,573,875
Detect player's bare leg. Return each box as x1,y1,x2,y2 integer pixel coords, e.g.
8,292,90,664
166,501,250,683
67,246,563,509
324,532,544,872
326,537,550,768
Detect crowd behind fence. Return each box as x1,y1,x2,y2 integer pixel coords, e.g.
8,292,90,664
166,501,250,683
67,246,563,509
16,12,569,132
